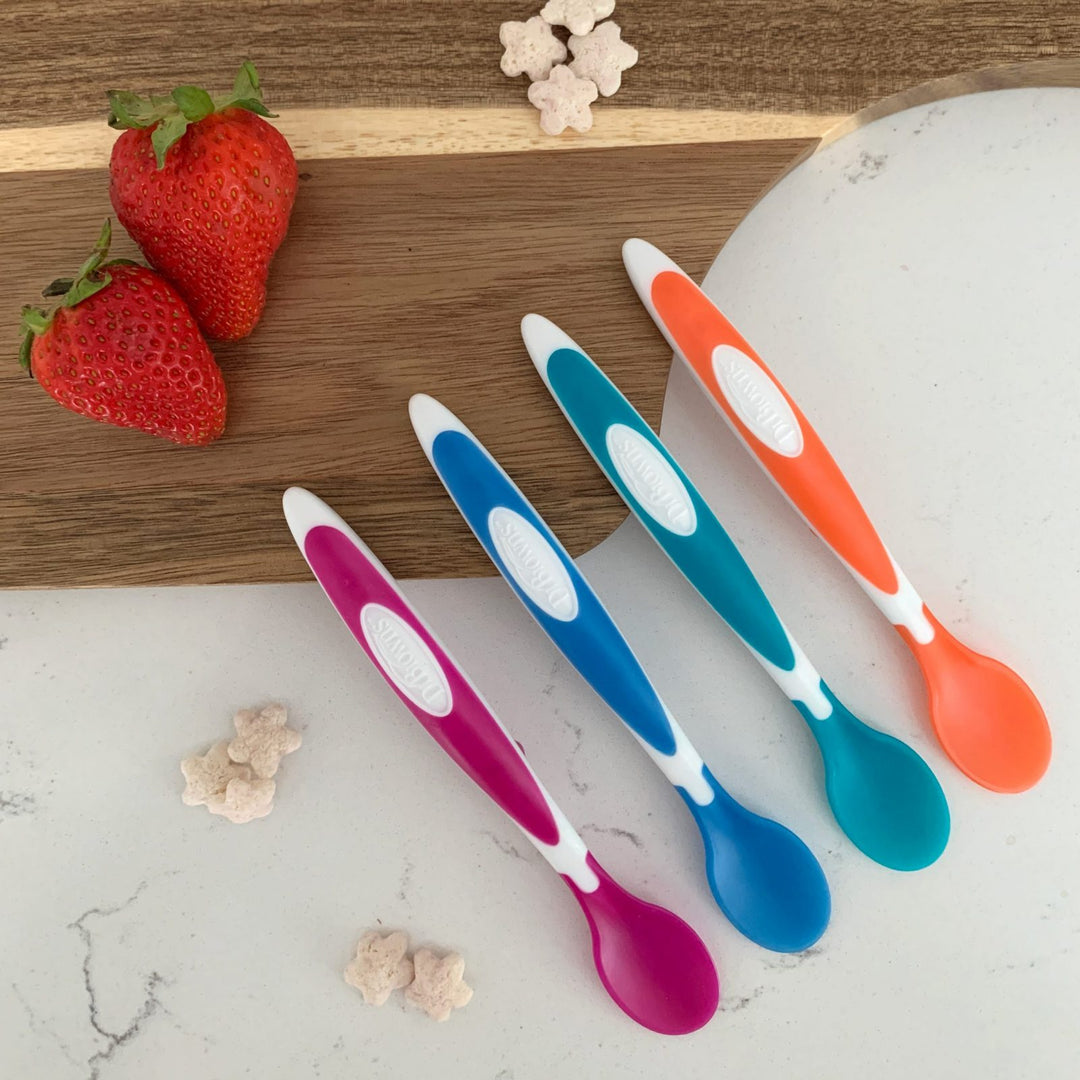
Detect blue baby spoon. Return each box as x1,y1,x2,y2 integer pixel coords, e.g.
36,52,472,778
409,393,831,952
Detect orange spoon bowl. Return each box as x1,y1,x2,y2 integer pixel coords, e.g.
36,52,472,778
903,611,1052,793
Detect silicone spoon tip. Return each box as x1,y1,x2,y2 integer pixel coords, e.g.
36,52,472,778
816,696,951,871
911,617,1051,793
685,774,831,952
568,856,720,1035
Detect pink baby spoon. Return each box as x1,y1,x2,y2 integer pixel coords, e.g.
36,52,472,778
283,486,720,1035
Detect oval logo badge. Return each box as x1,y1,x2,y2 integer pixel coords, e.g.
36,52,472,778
360,603,452,716
711,344,803,457
605,423,697,536
488,507,579,621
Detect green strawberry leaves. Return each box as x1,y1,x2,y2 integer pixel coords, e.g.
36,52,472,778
107,61,278,168
149,113,190,168
171,85,215,122
233,60,261,101
17,220,129,373
231,98,275,118
106,90,161,129
229,60,275,117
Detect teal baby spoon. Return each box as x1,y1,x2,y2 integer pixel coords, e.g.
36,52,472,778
410,393,831,951
521,314,950,872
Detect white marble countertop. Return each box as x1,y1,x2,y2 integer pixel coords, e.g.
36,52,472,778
3,86,1080,1078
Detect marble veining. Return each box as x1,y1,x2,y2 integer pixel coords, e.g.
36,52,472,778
559,716,591,796
580,823,645,850
69,882,167,1080
479,829,535,863
0,790,37,819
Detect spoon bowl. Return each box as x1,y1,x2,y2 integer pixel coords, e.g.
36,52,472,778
810,690,951,871
907,614,1051,793
566,855,720,1035
682,768,830,952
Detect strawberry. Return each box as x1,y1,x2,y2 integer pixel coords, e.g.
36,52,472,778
107,61,297,341
19,220,226,446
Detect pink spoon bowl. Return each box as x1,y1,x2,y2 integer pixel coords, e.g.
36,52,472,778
568,855,720,1035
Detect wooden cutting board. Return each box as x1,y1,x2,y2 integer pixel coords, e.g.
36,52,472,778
1,0,1076,588
0,142,813,587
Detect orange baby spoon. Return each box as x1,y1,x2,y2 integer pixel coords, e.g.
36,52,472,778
623,238,1051,793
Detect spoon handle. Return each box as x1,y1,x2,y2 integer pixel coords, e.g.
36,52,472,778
622,238,936,647
520,314,834,723
408,394,717,804
282,486,600,892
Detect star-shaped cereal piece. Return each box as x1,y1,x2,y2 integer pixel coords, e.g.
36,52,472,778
206,775,276,824
540,0,616,36
405,948,473,1022
569,21,638,97
500,15,567,81
344,931,415,1006
181,740,253,807
227,704,302,779
527,65,598,136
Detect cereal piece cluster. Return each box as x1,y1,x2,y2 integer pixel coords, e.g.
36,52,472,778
343,932,473,1022
499,0,637,135
180,703,302,824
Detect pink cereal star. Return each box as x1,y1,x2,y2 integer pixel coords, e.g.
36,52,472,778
569,21,639,97
500,16,567,82
527,64,599,136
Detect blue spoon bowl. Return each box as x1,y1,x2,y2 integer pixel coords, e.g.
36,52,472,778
683,767,831,952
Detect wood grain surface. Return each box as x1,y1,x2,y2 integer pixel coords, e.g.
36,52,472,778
2,0,1078,125
0,140,809,587
3,1,1075,588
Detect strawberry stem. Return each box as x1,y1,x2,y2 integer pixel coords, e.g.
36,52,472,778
19,306,50,372
107,61,277,168
55,219,114,307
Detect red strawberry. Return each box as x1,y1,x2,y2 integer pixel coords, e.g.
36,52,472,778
107,61,297,341
20,220,226,446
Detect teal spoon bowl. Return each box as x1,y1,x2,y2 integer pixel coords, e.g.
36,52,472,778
802,687,951,871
